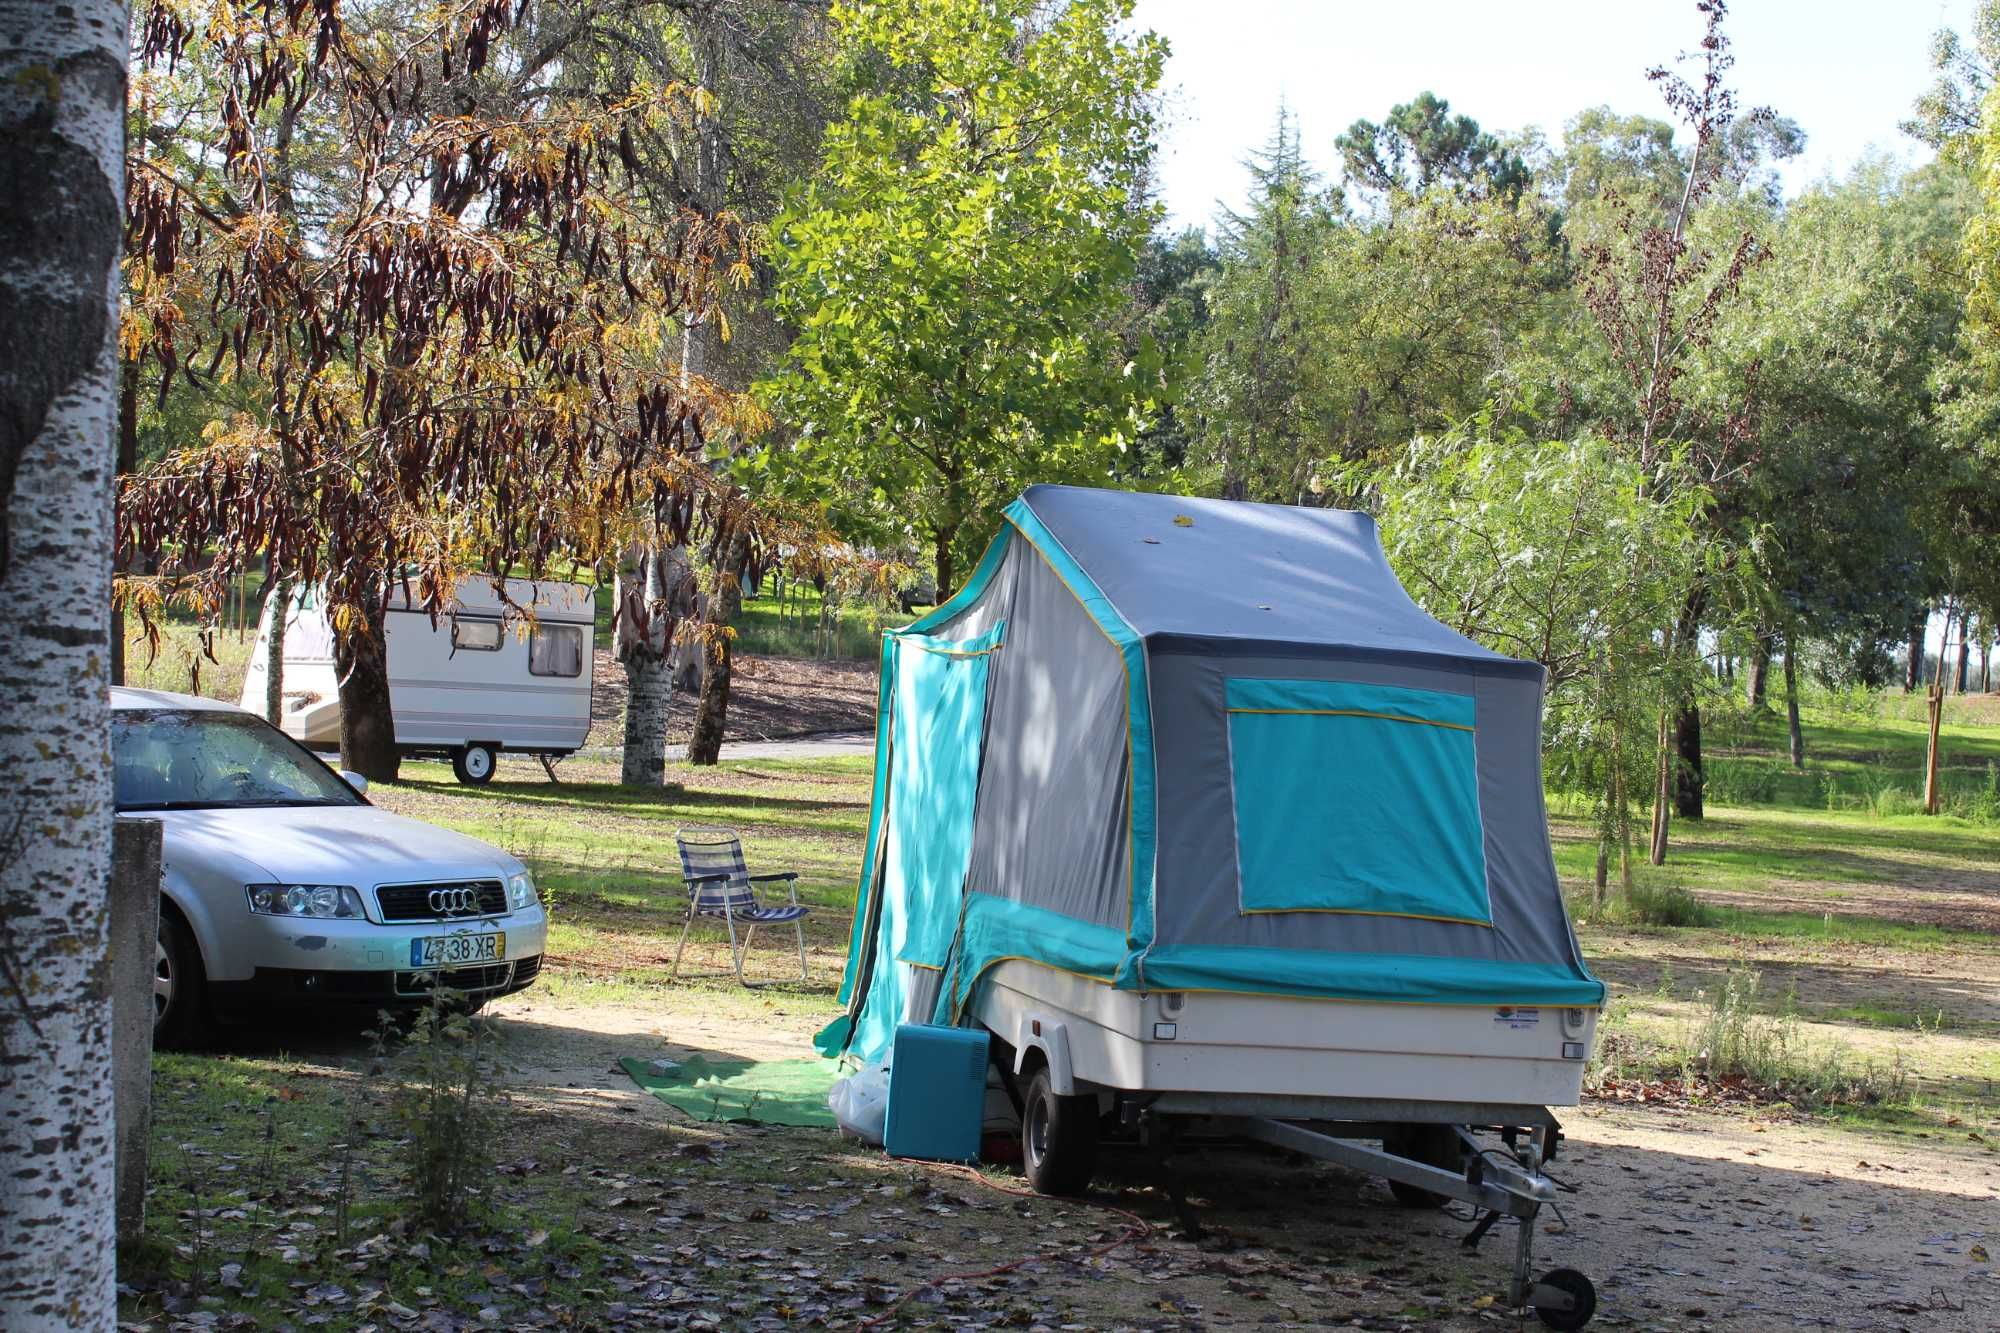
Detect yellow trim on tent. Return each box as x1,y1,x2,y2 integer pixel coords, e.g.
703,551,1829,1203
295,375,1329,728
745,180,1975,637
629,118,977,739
1237,905,1495,928
1225,706,1475,733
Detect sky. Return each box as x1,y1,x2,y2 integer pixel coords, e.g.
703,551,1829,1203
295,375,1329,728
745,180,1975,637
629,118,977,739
1134,0,1981,233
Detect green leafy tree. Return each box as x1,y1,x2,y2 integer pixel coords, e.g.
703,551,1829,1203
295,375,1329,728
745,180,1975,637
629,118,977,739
1194,110,1342,500
1711,162,1973,759
1195,113,1564,504
1336,91,1529,204
1904,0,2000,160
761,0,1164,595
1366,428,1706,902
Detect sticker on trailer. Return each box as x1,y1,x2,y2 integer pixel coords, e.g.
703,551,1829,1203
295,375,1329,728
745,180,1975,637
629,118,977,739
1493,1006,1540,1030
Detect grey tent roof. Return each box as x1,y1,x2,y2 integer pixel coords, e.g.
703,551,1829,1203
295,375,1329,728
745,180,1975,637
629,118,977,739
1019,485,1532,671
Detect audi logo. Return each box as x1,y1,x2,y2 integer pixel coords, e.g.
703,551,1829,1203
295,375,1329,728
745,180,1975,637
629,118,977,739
428,887,481,915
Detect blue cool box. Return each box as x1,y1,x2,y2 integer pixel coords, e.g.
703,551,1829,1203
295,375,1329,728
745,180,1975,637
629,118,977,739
884,1023,989,1162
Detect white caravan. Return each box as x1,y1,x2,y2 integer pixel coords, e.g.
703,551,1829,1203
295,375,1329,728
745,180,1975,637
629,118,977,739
241,577,596,783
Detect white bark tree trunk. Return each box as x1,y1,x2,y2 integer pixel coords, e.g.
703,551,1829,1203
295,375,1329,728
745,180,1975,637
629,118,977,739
0,0,129,1326
617,547,675,786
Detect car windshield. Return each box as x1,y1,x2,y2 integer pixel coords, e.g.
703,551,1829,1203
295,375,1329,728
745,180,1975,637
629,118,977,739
114,710,364,811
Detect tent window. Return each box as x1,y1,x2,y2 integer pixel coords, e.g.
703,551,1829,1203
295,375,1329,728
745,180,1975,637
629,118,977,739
529,624,584,677
451,617,503,652
1224,677,1491,926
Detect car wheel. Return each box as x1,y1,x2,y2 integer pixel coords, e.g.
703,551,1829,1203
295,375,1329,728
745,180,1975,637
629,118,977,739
1022,1066,1097,1196
154,908,209,1050
452,743,497,785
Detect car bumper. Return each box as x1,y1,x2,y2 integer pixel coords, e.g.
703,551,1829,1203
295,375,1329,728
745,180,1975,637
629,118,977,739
207,906,547,978
210,953,544,1015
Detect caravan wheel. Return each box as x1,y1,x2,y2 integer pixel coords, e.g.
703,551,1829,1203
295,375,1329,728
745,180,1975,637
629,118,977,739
452,744,497,785
1022,1067,1097,1196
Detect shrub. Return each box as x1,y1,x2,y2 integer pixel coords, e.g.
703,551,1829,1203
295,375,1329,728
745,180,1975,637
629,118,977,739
1684,969,1910,1109
384,990,504,1235
1622,876,1716,928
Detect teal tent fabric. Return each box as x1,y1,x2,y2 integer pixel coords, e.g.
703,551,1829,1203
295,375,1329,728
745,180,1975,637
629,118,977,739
825,484,1607,1064
999,498,1158,985
831,635,899,1014
821,532,1013,1060
1226,677,1491,926
1133,945,1606,1007
841,622,1003,1065
938,891,1605,1021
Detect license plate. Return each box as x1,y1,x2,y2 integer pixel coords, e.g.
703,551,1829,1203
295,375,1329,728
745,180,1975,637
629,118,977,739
409,932,504,968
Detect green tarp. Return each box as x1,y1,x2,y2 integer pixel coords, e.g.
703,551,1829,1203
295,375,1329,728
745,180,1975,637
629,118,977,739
618,1055,838,1128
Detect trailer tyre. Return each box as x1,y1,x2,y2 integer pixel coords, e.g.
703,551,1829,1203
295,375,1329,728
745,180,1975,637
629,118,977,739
1383,1124,1462,1209
452,744,497,785
1022,1067,1097,1196
1531,1268,1596,1331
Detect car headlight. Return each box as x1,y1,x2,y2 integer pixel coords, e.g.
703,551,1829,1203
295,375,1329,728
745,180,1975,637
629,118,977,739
507,871,539,909
246,884,366,919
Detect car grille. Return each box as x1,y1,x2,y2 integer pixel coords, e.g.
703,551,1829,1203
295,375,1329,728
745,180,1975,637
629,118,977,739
395,958,532,997
376,879,507,922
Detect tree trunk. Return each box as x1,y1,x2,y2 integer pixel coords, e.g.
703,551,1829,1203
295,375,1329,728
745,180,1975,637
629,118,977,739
1783,634,1804,769
1955,620,1971,694
1746,632,1770,711
333,594,400,781
263,574,291,724
1670,589,1705,821
0,1,127,1324
617,547,675,787
686,526,750,766
1983,634,1992,694
1673,699,1704,819
1649,706,1672,865
664,543,705,695
933,519,959,604
111,360,136,684
1923,603,1954,816
1905,612,1926,693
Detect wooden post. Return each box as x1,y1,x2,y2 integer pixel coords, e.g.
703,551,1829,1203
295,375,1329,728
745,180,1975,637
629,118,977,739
1923,603,1954,816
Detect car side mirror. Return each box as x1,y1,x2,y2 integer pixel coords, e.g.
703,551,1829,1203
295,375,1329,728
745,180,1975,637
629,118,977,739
340,770,369,795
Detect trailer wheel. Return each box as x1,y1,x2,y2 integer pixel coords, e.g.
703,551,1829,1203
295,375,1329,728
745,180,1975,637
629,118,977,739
452,743,497,785
1383,1123,1461,1209
1530,1268,1596,1330
1022,1066,1097,1196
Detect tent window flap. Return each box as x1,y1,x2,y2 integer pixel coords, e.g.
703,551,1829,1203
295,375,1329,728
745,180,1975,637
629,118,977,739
1225,677,1491,926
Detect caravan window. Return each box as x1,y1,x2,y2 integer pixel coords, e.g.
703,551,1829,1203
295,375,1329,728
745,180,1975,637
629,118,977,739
529,624,584,677
451,617,503,652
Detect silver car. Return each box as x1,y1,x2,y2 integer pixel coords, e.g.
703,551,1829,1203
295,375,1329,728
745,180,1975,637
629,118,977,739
113,688,548,1045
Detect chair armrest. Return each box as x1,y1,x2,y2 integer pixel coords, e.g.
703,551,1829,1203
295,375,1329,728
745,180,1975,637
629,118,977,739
746,872,798,883
686,872,734,886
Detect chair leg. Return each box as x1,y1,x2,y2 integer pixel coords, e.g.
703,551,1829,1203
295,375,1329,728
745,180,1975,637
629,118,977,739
793,920,808,982
670,909,695,981
724,913,746,986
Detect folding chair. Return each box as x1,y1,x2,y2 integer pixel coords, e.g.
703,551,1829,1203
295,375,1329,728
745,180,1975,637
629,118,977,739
671,826,810,985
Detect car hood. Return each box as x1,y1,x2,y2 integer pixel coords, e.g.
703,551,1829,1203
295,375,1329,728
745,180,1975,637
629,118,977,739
154,805,521,888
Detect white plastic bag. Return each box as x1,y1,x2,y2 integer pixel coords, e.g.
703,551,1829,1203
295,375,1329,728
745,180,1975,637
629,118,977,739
827,1060,891,1145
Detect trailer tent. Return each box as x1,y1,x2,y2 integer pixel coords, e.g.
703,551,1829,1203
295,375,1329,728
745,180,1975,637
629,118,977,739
818,486,1604,1066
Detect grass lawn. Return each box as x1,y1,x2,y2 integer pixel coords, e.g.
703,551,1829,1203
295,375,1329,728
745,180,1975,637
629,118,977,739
122,703,2000,1329
377,754,874,1015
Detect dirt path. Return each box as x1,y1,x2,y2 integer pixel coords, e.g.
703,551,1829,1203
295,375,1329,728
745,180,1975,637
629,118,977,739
586,650,879,749
480,992,2000,1330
